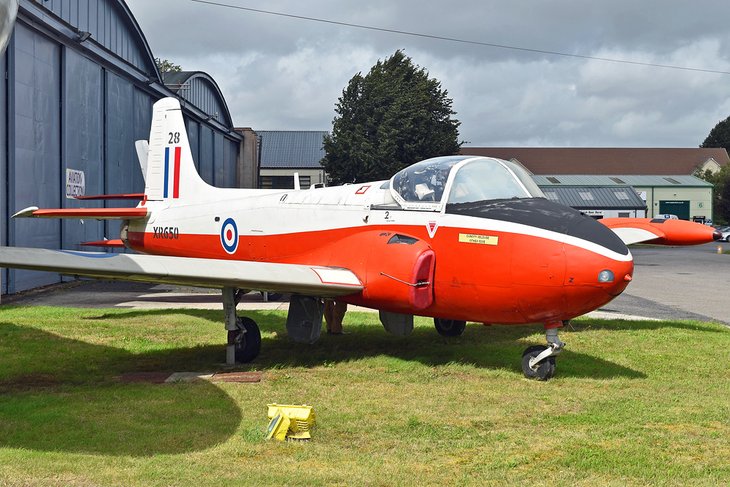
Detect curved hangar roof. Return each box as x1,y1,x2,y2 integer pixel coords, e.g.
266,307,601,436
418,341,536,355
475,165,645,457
25,0,238,135
163,71,234,127
27,0,161,81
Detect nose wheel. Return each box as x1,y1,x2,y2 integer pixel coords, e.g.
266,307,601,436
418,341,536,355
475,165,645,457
521,323,565,380
521,346,556,380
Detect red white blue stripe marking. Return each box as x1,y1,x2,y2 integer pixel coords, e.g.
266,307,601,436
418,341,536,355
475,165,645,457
164,147,182,198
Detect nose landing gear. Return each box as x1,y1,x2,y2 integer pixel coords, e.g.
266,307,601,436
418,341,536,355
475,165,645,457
521,322,565,381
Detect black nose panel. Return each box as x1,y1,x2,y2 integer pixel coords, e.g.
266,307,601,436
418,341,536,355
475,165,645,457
446,198,630,256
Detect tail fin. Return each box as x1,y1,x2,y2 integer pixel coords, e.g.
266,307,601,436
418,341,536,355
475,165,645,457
144,97,209,201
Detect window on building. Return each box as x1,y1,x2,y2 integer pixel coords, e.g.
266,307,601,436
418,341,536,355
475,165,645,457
614,191,629,200
544,191,559,201
579,191,594,201
546,177,561,184
618,212,631,218
610,177,626,184
663,177,681,185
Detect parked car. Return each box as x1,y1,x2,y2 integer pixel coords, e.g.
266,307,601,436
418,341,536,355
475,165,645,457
716,226,730,242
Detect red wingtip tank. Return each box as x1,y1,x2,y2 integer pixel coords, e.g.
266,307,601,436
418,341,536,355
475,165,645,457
601,217,722,246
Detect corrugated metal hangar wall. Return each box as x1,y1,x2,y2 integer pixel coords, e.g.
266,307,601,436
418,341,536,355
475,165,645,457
1,0,242,294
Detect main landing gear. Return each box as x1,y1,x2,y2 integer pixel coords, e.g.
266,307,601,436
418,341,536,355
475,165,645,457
433,318,467,337
223,287,261,365
521,322,565,381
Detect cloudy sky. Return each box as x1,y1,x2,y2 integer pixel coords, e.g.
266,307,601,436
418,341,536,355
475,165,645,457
126,0,730,148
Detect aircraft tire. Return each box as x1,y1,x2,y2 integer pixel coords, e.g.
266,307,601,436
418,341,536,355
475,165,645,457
229,316,261,363
521,345,556,381
433,318,466,337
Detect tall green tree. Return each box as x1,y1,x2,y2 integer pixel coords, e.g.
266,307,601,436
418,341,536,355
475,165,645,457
700,117,730,224
701,116,730,151
321,50,461,184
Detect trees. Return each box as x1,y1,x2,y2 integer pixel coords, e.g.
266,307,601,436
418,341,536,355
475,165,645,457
321,50,461,184
695,165,729,224
705,164,730,224
700,117,730,224
701,116,730,151
718,173,730,224
155,57,182,74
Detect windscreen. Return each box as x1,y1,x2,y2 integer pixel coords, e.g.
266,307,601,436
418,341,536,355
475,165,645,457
391,157,464,203
390,156,544,208
447,159,544,204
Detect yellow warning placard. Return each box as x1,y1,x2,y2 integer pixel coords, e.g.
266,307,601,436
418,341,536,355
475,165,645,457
458,233,499,246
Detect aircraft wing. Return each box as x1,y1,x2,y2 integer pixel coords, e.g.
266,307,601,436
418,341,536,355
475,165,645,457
0,247,363,297
600,218,722,246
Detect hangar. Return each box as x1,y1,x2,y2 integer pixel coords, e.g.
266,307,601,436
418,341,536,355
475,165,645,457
533,174,713,221
536,180,647,219
257,130,328,189
1,0,242,294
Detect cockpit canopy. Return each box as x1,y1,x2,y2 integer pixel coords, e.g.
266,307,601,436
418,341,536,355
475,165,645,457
390,156,544,210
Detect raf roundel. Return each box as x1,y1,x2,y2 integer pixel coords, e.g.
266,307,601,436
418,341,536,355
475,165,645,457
220,217,238,254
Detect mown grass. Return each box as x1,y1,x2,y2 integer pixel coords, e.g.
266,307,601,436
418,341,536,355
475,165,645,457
0,306,728,486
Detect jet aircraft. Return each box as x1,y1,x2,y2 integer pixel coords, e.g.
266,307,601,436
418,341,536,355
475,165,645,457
0,97,721,380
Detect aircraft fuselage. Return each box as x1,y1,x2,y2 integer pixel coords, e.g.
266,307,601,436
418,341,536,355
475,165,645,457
125,182,634,325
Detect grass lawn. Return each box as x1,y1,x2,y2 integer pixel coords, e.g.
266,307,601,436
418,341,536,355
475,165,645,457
0,306,728,486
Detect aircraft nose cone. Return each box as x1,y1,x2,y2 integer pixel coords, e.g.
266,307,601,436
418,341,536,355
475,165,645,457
608,259,635,296
712,230,723,241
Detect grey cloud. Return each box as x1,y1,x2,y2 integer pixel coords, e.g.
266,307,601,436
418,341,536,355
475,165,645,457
127,0,730,147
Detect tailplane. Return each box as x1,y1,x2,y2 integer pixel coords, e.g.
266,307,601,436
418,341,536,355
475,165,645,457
143,97,209,202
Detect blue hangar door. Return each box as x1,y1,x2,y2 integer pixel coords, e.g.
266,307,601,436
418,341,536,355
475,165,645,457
62,49,104,252
10,24,61,292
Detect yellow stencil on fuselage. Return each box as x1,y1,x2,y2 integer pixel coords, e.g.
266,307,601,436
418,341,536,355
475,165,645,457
458,233,499,246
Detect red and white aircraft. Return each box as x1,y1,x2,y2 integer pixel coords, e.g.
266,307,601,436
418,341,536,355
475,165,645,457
0,98,721,380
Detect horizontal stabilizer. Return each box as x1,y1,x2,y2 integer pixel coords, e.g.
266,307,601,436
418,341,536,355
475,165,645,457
80,239,126,248
74,193,145,201
0,247,363,297
12,206,148,220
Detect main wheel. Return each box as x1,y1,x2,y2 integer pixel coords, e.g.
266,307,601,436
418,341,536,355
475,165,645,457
228,316,261,363
434,318,467,337
521,345,556,381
